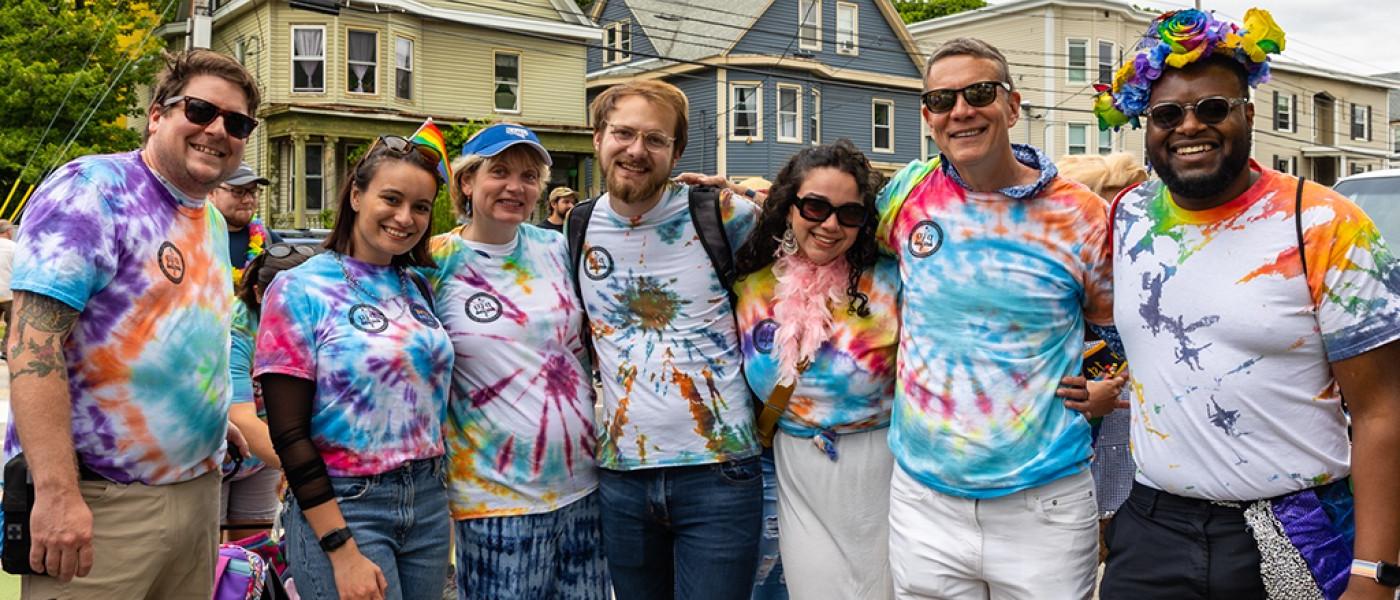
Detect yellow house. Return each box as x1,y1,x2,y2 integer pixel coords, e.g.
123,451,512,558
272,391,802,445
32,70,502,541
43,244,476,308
161,0,599,227
906,0,1396,184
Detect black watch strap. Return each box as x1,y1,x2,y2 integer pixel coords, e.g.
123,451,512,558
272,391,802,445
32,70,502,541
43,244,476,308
319,527,353,553
1378,561,1400,587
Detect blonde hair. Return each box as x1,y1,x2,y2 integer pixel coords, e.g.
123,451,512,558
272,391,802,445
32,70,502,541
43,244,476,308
1056,153,1148,199
450,145,552,220
589,79,690,156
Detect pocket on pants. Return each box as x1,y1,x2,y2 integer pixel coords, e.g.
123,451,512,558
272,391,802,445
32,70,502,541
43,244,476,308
331,476,375,502
1036,483,1097,529
717,456,762,485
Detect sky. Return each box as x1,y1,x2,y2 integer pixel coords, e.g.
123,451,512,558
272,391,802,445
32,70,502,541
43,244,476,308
988,0,1400,77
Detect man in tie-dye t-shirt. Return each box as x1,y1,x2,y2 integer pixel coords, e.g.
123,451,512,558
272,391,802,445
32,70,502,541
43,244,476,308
878,38,1113,599
574,80,763,600
3,50,260,599
1098,24,1400,600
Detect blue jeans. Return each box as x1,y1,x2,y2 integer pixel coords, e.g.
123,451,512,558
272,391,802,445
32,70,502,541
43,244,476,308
751,449,788,599
284,457,451,600
599,456,764,600
455,491,609,600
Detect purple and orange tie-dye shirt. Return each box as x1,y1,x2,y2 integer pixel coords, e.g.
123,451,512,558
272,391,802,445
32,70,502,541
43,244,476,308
1115,162,1400,501
4,151,233,485
424,225,597,520
736,258,900,437
254,252,452,477
877,151,1114,499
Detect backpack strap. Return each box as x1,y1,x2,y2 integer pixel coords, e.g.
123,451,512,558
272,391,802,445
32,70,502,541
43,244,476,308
1106,181,1141,258
566,197,599,305
408,270,435,314
1294,176,1309,281
686,185,738,304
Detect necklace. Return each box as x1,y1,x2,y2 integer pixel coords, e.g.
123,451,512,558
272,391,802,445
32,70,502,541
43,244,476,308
334,252,439,329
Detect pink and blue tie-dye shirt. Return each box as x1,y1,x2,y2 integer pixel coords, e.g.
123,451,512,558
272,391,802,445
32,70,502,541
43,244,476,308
1115,163,1400,501
254,252,452,477
4,151,233,485
877,154,1114,498
736,258,900,437
579,185,760,470
424,225,597,520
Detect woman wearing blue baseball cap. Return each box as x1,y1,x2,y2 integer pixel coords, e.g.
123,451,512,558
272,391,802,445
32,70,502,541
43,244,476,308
418,123,607,599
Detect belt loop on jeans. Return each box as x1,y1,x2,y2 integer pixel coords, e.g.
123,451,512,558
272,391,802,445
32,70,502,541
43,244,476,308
1141,484,1159,517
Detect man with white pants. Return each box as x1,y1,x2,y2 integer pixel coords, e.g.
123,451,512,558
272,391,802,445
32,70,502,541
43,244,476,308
876,37,1114,599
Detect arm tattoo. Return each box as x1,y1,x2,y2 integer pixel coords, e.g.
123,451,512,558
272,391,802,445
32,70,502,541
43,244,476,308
10,292,79,380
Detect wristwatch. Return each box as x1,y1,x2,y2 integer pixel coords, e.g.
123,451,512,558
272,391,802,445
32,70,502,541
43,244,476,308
319,527,353,553
1351,559,1400,587
743,187,757,199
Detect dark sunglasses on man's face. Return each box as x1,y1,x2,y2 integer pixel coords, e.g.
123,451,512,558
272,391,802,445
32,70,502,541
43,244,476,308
163,96,258,139
1145,96,1249,130
921,81,1012,114
796,195,868,228
265,244,318,259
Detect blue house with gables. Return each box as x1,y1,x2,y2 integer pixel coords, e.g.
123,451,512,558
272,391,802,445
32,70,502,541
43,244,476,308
585,0,928,190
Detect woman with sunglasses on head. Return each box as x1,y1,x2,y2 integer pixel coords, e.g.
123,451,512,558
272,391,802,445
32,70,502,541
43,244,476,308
732,139,900,600
222,242,321,541
424,123,606,599
254,130,454,600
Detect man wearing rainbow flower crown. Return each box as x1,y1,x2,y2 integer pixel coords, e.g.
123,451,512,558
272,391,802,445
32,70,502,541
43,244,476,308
210,162,283,286
1095,8,1400,599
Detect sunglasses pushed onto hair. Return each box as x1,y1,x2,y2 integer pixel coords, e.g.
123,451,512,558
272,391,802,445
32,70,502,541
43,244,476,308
365,136,447,182
795,196,869,228
264,244,319,259
1144,97,1249,130
921,81,1012,114
163,96,258,139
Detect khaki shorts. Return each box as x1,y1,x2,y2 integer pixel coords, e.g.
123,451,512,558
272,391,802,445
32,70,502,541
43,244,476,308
23,470,220,600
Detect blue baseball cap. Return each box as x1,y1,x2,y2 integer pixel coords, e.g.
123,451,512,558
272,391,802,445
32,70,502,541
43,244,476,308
461,123,553,166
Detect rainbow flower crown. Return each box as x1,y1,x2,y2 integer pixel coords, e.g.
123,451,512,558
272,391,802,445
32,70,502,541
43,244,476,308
1092,8,1286,131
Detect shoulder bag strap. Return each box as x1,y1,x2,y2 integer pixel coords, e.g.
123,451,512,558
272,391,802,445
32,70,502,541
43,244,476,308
1295,176,1309,282
754,360,810,448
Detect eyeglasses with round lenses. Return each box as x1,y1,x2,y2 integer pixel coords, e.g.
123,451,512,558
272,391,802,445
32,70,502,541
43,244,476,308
1145,96,1249,130
921,81,1012,114
264,244,318,259
604,123,675,152
162,96,259,139
795,195,868,228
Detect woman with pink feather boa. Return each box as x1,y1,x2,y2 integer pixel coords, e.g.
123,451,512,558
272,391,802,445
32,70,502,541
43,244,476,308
732,140,901,599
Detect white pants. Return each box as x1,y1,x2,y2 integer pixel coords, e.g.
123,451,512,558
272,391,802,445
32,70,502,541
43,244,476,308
775,428,895,600
888,465,1098,600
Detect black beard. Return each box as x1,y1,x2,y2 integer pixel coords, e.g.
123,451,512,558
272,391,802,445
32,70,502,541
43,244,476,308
1153,136,1251,201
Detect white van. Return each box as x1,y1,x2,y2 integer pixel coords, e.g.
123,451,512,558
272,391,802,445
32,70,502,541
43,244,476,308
1333,168,1400,245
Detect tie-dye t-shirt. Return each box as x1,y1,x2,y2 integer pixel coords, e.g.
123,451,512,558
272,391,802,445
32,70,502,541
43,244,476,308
735,258,900,437
424,225,597,520
227,301,267,479
877,156,1114,499
579,185,760,470
254,252,453,477
1114,163,1400,501
4,150,233,485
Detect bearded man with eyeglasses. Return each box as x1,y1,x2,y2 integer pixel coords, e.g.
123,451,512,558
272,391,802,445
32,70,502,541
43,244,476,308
1096,9,1400,600
4,49,258,599
210,163,284,285
875,37,1117,599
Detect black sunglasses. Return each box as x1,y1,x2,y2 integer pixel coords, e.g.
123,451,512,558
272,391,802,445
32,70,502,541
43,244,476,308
163,96,258,139
921,81,1012,113
367,136,446,181
1145,96,1249,130
795,195,868,228
265,244,318,259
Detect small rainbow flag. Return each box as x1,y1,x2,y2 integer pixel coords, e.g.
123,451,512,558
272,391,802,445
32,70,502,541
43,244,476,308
410,117,452,183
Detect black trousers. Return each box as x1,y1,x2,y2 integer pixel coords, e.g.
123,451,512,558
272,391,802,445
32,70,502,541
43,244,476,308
1100,482,1266,600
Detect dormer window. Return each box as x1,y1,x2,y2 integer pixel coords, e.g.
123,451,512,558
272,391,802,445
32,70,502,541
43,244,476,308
836,3,857,55
605,20,632,65
799,0,821,51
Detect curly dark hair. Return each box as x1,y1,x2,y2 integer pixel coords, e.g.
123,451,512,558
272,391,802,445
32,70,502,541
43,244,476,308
734,139,886,317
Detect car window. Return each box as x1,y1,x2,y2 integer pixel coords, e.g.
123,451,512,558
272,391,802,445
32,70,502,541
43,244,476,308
1334,176,1400,246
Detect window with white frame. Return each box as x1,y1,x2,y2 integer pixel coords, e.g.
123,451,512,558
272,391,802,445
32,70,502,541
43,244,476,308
810,89,821,144
778,85,802,143
731,82,762,139
799,0,821,50
305,143,323,212
395,37,413,100
872,99,894,152
1274,91,1294,132
1067,39,1087,83
1351,103,1370,140
836,3,858,55
604,20,631,65
494,52,520,112
1068,124,1088,155
1097,41,1114,84
346,29,377,94
1098,128,1112,155
292,26,325,92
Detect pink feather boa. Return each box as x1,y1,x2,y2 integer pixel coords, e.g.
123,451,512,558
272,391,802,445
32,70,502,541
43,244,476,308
771,254,849,386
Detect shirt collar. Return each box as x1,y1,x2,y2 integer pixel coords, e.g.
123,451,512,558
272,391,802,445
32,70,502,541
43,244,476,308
940,144,1058,200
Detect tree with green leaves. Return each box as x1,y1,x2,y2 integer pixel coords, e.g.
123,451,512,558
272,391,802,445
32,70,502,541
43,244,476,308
893,0,987,24
0,1,169,204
